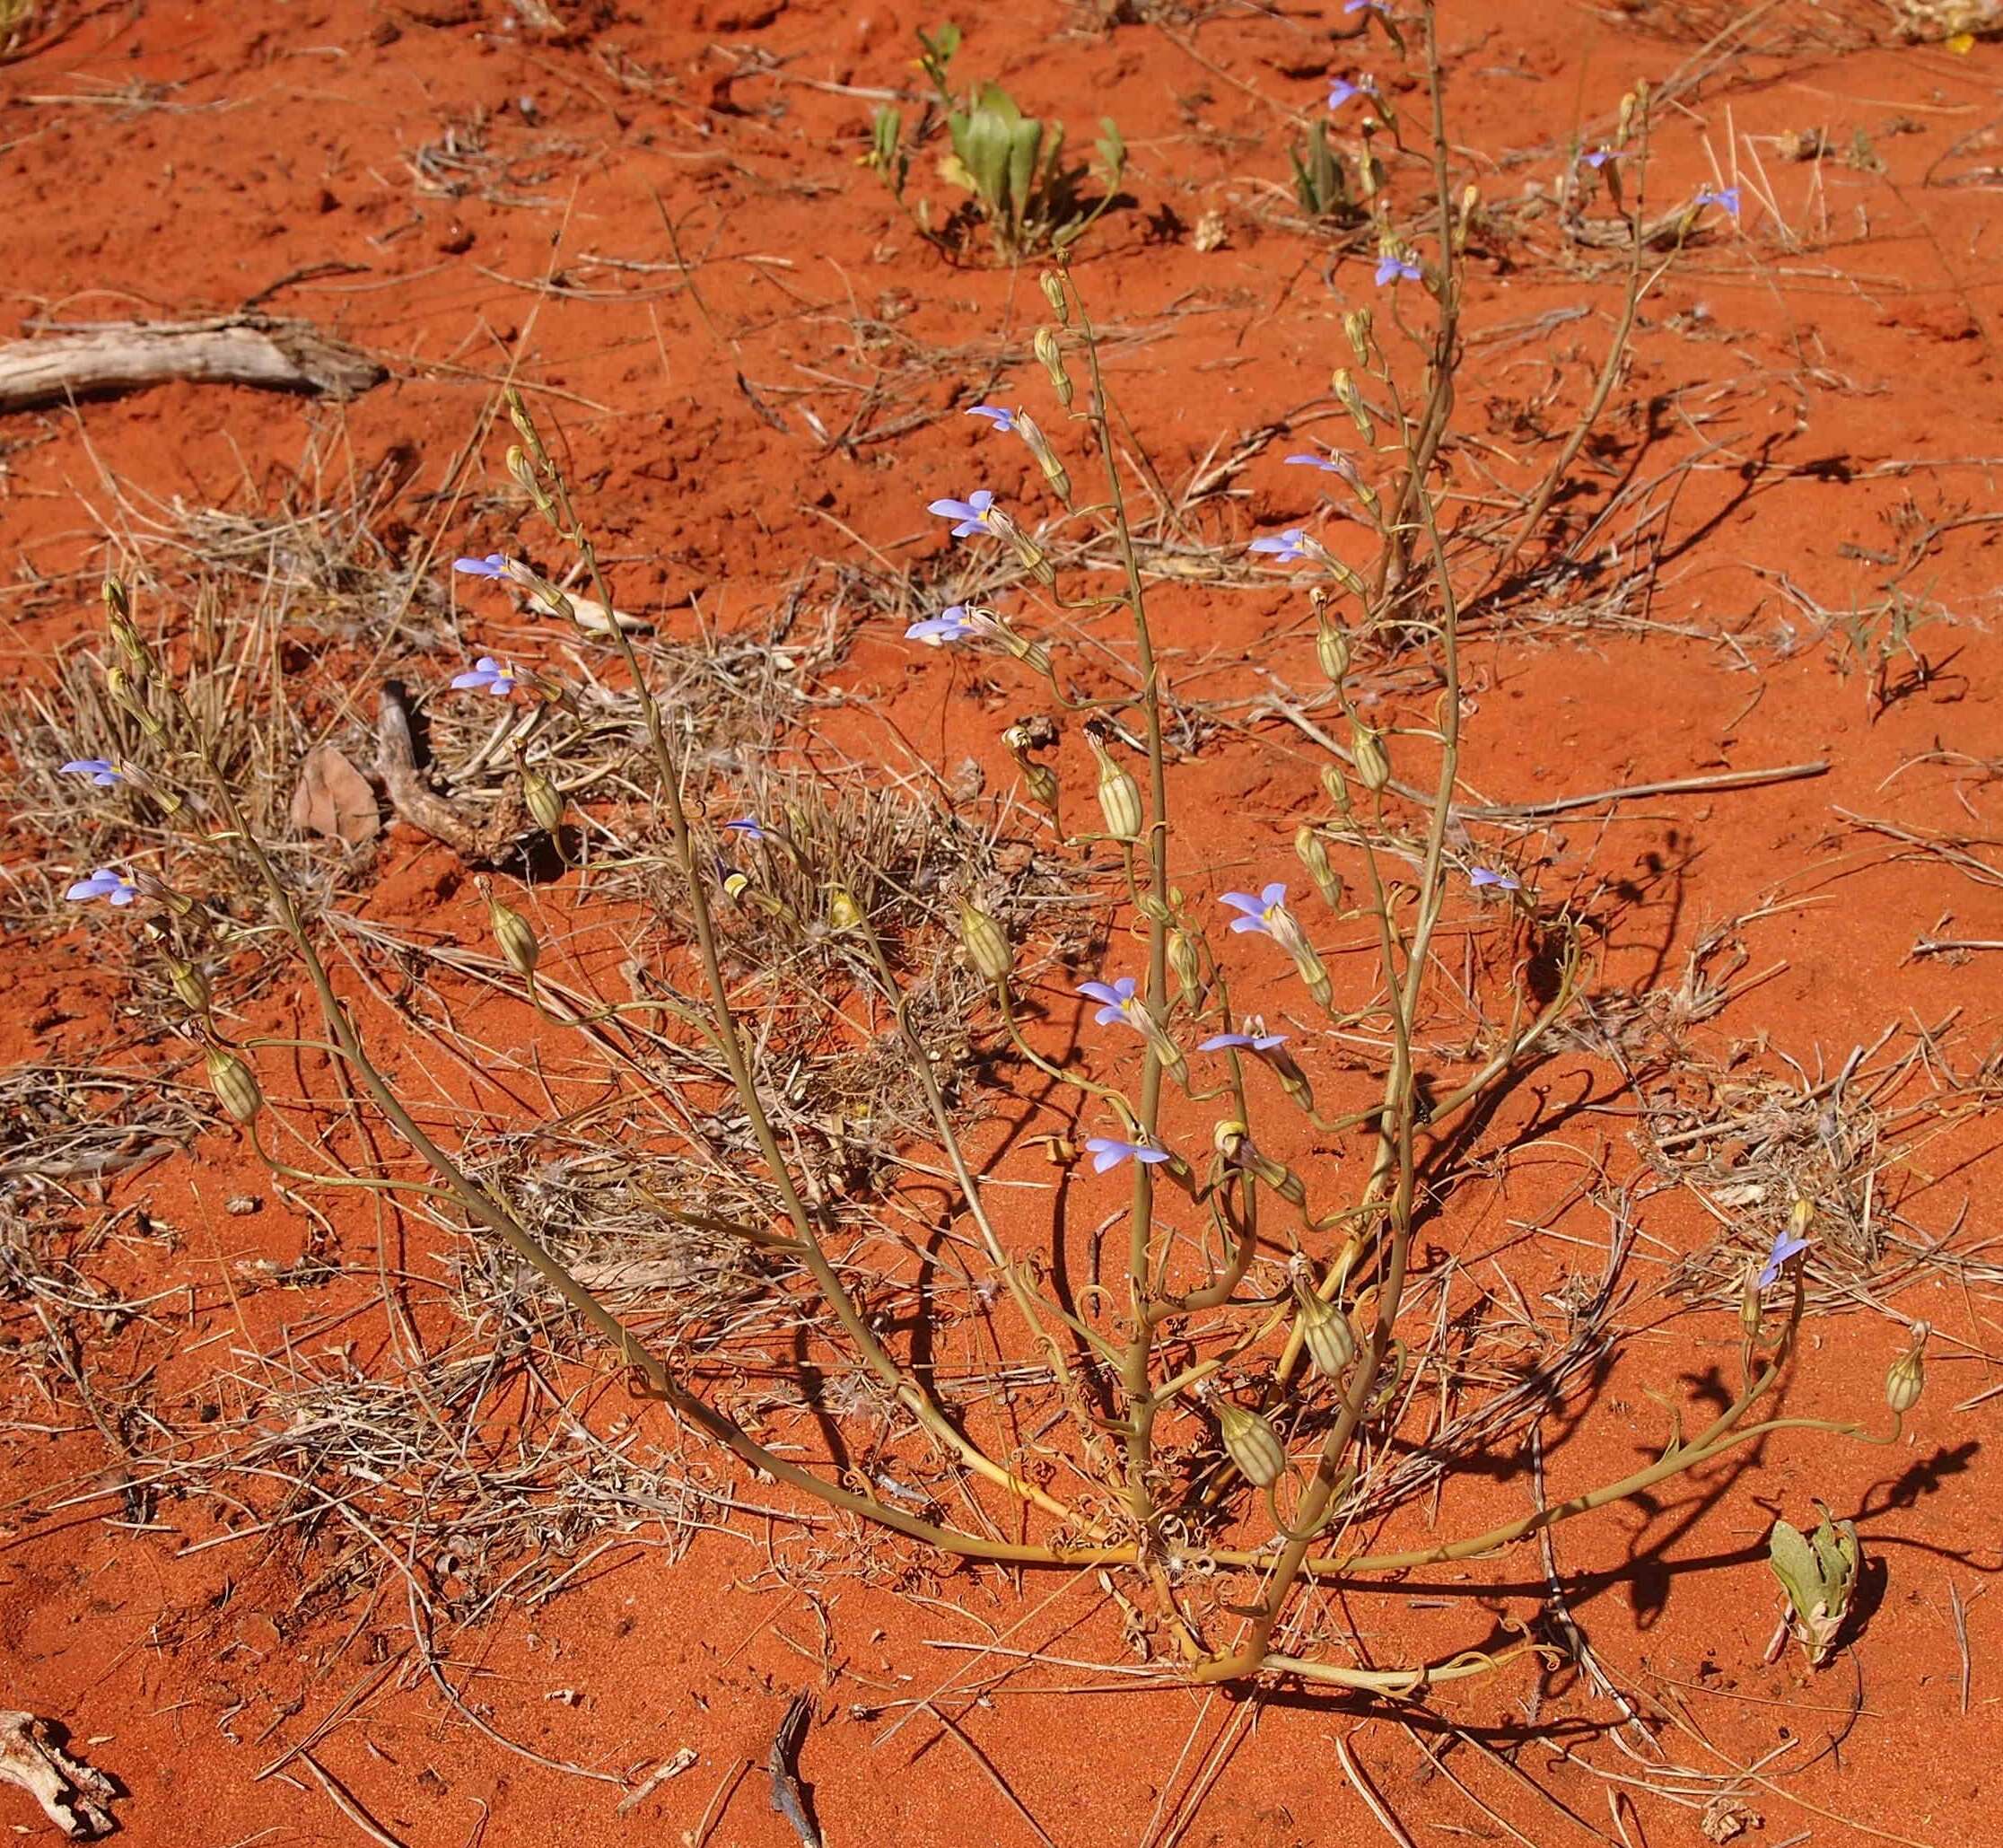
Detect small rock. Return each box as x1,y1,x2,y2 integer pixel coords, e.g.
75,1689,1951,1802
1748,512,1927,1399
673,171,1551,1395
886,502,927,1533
225,1196,263,1216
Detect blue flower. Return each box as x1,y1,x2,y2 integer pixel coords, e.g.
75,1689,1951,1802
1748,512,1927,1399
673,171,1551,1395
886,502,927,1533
66,866,140,906
1079,976,1146,1030
1220,882,1292,938
1757,1223,1810,1289
1580,146,1618,171
928,491,999,538
1249,528,1314,564
905,606,980,646
722,818,766,842
1327,75,1374,109
1285,452,1351,477
1695,184,1741,218
1199,1029,1290,1053
450,657,520,696
1375,251,1421,287
60,758,122,787
966,406,1018,433
1468,866,1520,892
1086,1135,1172,1174
454,554,513,579
1343,0,1382,12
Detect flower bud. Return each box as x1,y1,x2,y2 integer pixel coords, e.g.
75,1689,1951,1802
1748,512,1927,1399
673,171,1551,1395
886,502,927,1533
824,887,863,933
1343,308,1372,364
1020,758,1061,824
1321,762,1351,814
1217,1403,1285,1488
1295,826,1343,912
1039,270,1070,323
1168,928,1205,1008
103,578,157,679
1739,1258,1763,1338
1294,1283,1357,1380
1886,1323,1928,1414
1454,182,1480,252
958,902,1013,984
206,1047,263,1125
1034,326,1073,408
1333,368,1376,444
506,444,559,521
1789,1195,1814,1239
522,766,565,836
168,958,212,1014
486,890,540,978
505,385,552,470
722,871,752,903
1213,1119,1306,1208
1351,723,1390,793
1013,410,1071,503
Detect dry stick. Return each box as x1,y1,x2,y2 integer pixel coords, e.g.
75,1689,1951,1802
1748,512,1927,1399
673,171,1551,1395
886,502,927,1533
296,1752,410,1848
1334,1732,1421,1848
0,316,384,412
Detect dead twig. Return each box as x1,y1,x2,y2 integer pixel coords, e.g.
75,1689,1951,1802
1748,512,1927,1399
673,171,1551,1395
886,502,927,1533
0,317,383,412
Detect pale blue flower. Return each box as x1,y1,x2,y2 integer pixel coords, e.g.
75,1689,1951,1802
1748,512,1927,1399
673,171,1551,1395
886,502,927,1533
60,758,122,787
1757,1224,1810,1289
1285,452,1351,477
1376,251,1421,287
1696,184,1741,218
1580,146,1618,171
1079,977,1145,1030
966,406,1018,433
1220,882,1291,938
1086,1135,1171,1174
722,818,766,842
454,554,513,579
1468,866,1520,892
1199,1029,1290,1053
66,866,140,906
929,491,999,538
450,657,519,696
1249,528,1314,564
1343,0,1382,12
906,606,980,646
1327,75,1374,109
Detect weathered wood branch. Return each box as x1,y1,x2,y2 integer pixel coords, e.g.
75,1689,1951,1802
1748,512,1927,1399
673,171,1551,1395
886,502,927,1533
0,316,383,413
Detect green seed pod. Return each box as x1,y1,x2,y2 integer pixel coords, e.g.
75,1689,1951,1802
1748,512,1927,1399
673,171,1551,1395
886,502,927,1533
1217,1403,1285,1489
1886,1323,1929,1413
1351,723,1390,794
1343,308,1372,364
1295,827,1343,912
168,958,212,1014
722,871,753,904
205,1047,263,1125
1316,611,1351,685
1087,734,1143,843
522,766,565,836
1034,326,1073,408
506,444,559,521
1020,758,1062,825
1321,761,1351,815
1168,928,1204,1007
827,887,865,933
1014,410,1071,503
958,902,1013,984
486,891,540,978
1294,1283,1357,1379
1039,269,1070,323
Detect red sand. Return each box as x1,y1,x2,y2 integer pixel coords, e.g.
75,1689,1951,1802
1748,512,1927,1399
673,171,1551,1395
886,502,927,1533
4,1,2002,1843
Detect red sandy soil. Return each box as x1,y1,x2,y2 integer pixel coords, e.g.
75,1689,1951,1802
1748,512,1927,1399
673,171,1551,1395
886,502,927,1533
4,0,2003,1844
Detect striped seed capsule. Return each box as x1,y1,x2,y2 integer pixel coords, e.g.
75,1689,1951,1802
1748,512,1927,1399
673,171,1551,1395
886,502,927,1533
522,766,565,836
959,902,1013,984
1168,928,1205,1008
1294,1283,1357,1379
168,958,212,1014
486,891,540,978
827,887,865,933
1316,611,1351,685
1886,1323,1928,1413
1087,732,1143,842
1039,270,1070,323
1351,723,1390,794
205,1047,263,1124
1034,326,1073,408
1217,1403,1286,1489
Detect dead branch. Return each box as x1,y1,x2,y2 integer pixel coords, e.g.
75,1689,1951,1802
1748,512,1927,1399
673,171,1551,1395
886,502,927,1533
0,316,383,413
